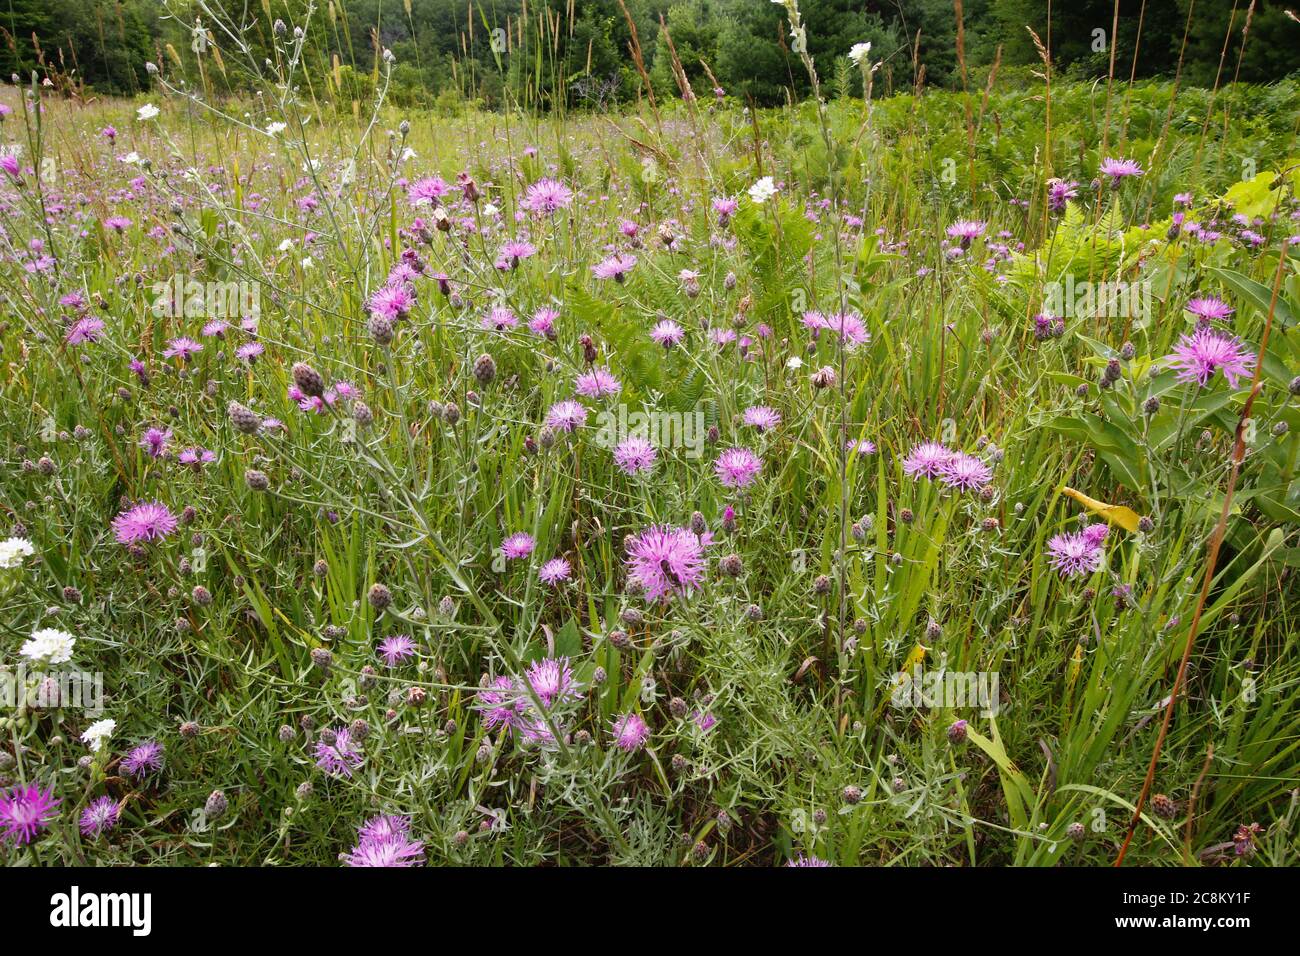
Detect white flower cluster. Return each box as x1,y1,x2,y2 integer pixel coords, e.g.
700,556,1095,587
748,176,778,204
20,627,76,665
0,536,34,568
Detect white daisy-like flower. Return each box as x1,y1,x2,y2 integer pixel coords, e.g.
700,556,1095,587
82,718,116,752
848,42,872,66
266,121,287,136
137,103,160,121
785,355,804,370
748,176,778,205
20,627,75,665
0,536,35,568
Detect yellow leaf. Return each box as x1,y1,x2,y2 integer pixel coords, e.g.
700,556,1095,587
1066,642,1083,691
1061,487,1140,533
892,642,928,686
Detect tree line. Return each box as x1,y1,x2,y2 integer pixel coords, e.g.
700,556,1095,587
2,0,1295,106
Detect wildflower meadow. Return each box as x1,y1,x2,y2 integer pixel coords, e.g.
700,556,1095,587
1,0,1299,877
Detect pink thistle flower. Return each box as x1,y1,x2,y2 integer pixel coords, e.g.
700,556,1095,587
79,796,119,839
65,316,105,345
545,400,587,432
693,711,717,733
139,427,172,459
407,176,450,207
346,817,426,867
743,405,782,431
1099,157,1143,185
378,634,417,667
650,319,685,347
521,177,574,214
938,452,992,492
529,307,558,337
368,283,415,321
525,657,581,708
902,442,955,479
714,447,763,490
592,253,637,282
610,712,651,752
178,447,216,468
482,306,518,331
500,240,537,265
477,676,521,732
1047,179,1080,212
1,783,59,845
1184,297,1233,324
111,501,178,545
538,557,572,586
1167,328,1254,388
314,727,365,778
945,219,986,247
1046,528,1106,578
162,337,203,360
786,854,833,867
613,435,657,475
121,740,164,778
625,525,708,602
501,532,536,560
846,438,877,455
575,366,621,399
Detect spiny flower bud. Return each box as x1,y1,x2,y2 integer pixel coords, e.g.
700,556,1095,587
204,789,228,820
473,353,496,385
368,583,392,610
228,400,260,434
244,469,270,491
292,362,324,398
811,366,837,389
947,719,968,744
368,314,394,345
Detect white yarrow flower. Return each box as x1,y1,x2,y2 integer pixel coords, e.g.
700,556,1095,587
82,718,116,753
137,103,160,121
0,536,35,568
748,176,778,204
266,122,287,136
20,627,76,665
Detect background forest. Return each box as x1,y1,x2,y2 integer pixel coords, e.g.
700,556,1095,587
2,0,1297,110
